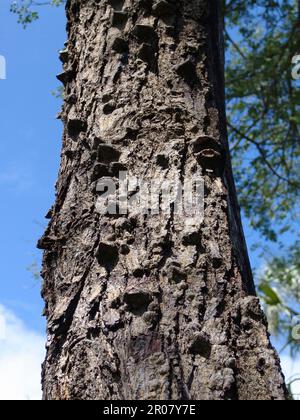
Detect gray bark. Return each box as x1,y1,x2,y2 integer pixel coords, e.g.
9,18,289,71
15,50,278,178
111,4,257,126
39,0,288,400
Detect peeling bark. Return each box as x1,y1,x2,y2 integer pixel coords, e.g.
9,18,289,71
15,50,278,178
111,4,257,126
39,0,288,400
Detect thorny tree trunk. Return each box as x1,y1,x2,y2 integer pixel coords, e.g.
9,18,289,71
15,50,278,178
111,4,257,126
39,0,288,400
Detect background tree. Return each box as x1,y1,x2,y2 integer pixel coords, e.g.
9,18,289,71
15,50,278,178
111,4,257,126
225,0,300,355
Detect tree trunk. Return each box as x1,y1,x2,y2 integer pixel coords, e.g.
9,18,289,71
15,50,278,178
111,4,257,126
39,0,288,400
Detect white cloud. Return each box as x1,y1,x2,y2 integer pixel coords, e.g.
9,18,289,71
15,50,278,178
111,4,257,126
0,304,299,400
0,304,45,400
281,355,300,400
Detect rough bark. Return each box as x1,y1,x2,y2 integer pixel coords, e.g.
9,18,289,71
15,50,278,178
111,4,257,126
39,0,288,400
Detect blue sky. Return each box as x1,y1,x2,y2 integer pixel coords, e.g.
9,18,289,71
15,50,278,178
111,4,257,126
0,0,298,400
0,1,65,332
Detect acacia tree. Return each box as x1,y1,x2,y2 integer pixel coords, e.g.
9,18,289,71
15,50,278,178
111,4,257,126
37,0,288,400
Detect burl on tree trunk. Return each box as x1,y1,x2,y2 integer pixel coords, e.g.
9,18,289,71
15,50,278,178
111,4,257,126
38,0,288,400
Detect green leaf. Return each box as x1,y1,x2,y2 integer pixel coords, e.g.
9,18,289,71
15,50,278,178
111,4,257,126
259,283,281,306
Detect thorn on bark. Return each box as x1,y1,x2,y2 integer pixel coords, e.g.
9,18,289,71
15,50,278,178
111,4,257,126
133,25,157,43
119,243,130,255
132,268,150,278
108,0,125,10
102,93,114,104
191,136,225,173
67,118,87,137
103,101,117,115
175,60,197,83
37,235,65,251
56,70,74,86
111,11,128,28
110,162,127,177
182,231,201,246
139,0,154,10
156,153,169,169
98,144,121,163
152,0,176,17
112,37,129,54
138,44,154,63
45,207,53,220
197,150,223,172
96,242,119,270
124,290,152,313
59,48,69,64
189,332,211,358
92,137,104,150
226,358,237,369
191,136,220,153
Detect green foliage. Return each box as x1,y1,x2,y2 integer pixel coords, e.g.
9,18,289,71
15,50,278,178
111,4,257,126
225,0,300,359
51,85,64,99
226,0,300,242
259,282,282,306
27,261,41,281
258,243,300,355
10,0,65,28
